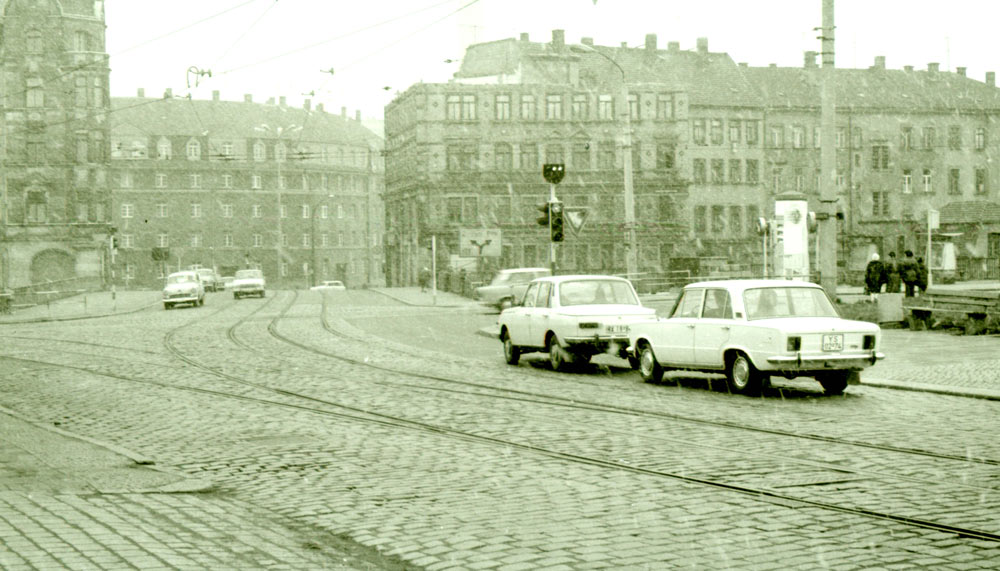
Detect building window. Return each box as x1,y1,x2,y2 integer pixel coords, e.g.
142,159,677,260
75,77,87,107
224,233,234,247
319,205,328,219
186,140,201,160
253,142,266,161
520,144,537,170
251,175,262,189
693,159,706,183
26,191,47,223
949,168,961,195
220,142,234,158
121,203,134,218
545,94,563,120
772,168,782,192
948,126,961,150
190,234,202,248
26,29,43,52
157,234,169,248
923,127,936,149
221,204,233,218
280,204,288,218
222,174,233,188
709,119,723,145
694,205,707,233
321,233,329,247
902,169,912,194
494,143,512,170
746,159,759,184
446,95,461,120
252,204,262,218
923,169,932,193
189,173,201,189
157,203,168,218
157,139,171,160
729,159,742,183
597,95,613,121
461,95,476,120
976,168,988,195
191,203,202,218
597,142,614,169
836,128,846,148
729,120,741,144
657,95,673,120
813,128,821,149
769,126,783,148
628,94,638,121
871,145,889,170
302,234,311,247
573,142,591,170
572,94,588,120
656,144,674,169
337,205,344,219
26,80,44,108
792,126,805,149
872,191,889,217
901,127,913,150
495,94,510,120
730,206,743,235
121,235,134,249
520,95,536,120
692,119,706,145
252,233,263,247
745,121,759,146
447,145,475,170
301,204,310,218
711,205,725,233
975,128,986,151
710,159,724,183
119,171,133,189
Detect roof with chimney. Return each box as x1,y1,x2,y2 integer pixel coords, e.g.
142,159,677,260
940,200,1000,224
110,96,383,147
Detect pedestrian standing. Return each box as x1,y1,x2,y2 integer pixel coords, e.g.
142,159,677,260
864,253,884,301
916,257,928,295
885,251,901,294
900,250,919,297
418,266,430,293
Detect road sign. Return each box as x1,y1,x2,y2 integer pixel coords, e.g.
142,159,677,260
459,228,502,257
564,207,589,235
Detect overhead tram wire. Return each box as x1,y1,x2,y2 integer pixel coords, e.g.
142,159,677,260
206,0,281,72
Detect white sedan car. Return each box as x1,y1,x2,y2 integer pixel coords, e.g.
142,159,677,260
498,275,656,371
628,279,885,395
311,280,346,291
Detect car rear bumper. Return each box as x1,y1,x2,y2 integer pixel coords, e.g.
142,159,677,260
564,335,630,353
766,351,885,370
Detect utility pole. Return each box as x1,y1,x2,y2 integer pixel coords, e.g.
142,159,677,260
818,0,838,296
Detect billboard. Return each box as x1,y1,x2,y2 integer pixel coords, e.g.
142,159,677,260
459,228,501,258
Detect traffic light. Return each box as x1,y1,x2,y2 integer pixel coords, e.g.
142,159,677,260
536,202,550,227
550,201,564,242
543,163,565,184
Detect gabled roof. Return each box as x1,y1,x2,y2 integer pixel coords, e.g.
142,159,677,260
940,200,1000,224
110,97,383,147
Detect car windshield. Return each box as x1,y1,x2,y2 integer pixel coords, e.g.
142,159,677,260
235,270,262,279
743,286,839,320
167,274,197,285
559,279,639,306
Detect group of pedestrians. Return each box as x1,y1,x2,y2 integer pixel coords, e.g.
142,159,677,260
864,250,927,300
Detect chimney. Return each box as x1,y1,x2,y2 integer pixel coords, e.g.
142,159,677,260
956,67,966,77
928,62,939,72
904,65,913,72
769,63,777,68
645,33,657,51
581,37,593,46
987,72,996,87
355,110,361,122
317,102,324,112
804,51,817,68
520,32,529,42
137,87,145,97
279,95,286,107
212,90,220,101
244,94,253,103
551,29,564,49
668,41,679,53
873,55,885,69
164,87,172,98
620,42,627,48
696,37,708,54
304,98,311,111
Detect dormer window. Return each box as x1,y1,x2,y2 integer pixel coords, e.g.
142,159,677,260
186,139,201,161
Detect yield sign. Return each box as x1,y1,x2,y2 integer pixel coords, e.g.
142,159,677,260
564,207,589,235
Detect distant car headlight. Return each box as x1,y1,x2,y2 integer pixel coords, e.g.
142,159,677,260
787,336,801,351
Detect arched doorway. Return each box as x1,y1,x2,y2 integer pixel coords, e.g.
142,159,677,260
30,249,75,285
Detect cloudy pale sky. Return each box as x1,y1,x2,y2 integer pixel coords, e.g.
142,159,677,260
104,0,1000,122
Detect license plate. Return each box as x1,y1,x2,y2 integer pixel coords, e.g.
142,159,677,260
822,334,843,352
606,324,629,334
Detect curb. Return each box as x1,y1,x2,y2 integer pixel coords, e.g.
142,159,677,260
860,377,1000,401
370,288,477,309
0,299,160,325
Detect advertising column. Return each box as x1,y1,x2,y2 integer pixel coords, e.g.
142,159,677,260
773,194,810,281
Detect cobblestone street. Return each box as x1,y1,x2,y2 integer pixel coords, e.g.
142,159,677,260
1,289,999,569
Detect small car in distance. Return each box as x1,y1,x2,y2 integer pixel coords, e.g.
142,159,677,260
474,267,551,311
195,268,220,292
627,279,885,396
498,275,656,371
232,269,266,299
219,276,234,290
163,271,205,310
311,280,346,291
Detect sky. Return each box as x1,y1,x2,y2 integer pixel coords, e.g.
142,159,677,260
104,0,1000,124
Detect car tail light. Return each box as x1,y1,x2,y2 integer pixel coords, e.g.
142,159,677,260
863,335,875,349
786,336,801,351
579,322,599,329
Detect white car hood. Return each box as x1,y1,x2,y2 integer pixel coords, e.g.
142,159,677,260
556,304,656,318
164,283,198,293
751,316,879,333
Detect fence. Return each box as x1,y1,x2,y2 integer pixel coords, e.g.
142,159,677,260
955,258,1000,281
5,276,104,310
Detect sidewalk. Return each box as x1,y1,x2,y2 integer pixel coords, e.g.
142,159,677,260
0,290,160,324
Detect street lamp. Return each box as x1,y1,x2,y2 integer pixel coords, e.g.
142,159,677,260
571,43,638,279
254,123,302,285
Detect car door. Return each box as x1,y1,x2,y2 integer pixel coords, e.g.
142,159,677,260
655,288,703,366
505,282,538,346
694,288,733,368
527,281,553,348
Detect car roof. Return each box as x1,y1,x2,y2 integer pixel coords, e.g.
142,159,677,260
684,279,824,292
168,271,198,277
500,267,550,273
533,274,631,284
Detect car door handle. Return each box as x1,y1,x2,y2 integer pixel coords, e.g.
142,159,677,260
686,324,695,329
